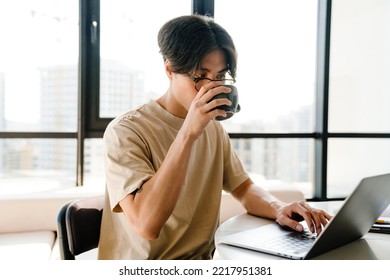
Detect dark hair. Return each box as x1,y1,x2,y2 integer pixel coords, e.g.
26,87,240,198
157,15,237,78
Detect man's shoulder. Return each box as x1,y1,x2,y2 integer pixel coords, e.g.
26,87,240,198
103,103,151,138
108,101,156,127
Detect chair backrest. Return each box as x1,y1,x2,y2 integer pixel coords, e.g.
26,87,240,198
57,195,104,260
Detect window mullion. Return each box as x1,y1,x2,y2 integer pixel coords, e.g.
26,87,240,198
314,0,332,200
78,0,100,186
192,0,214,16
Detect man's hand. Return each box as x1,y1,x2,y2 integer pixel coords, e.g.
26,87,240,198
180,81,232,141
275,201,332,235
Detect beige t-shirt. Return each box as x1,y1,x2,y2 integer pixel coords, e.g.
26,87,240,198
98,100,249,259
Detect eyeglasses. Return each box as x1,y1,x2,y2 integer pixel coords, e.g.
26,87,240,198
187,73,236,91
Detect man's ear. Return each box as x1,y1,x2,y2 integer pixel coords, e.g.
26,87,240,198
164,60,173,80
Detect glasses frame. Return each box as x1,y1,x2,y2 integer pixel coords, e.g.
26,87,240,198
187,73,236,91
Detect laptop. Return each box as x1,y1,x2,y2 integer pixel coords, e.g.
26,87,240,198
218,173,390,259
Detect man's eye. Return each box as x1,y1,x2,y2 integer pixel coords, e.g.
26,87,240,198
217,74,227,80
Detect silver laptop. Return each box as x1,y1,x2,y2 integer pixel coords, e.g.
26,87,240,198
218,173,390,259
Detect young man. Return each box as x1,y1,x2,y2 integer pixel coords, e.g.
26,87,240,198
98,15,331,260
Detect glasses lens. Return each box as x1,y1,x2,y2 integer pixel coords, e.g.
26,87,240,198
222,79,235,86
194,77,235,91
195,78,210,91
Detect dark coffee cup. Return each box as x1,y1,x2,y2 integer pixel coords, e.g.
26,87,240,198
209,85,241,121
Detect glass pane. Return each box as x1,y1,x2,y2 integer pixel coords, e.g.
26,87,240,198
100,0,190,118
232,138,314,197
0,0,78,132
328,0,390,133
215,0,318,133
83,138,105,190
0,139,77,196
327,139,390,198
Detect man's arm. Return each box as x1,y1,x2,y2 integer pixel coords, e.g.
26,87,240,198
231,179,331,234
119,129,196,240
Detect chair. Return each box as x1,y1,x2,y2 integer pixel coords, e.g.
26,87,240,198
57,195,104,260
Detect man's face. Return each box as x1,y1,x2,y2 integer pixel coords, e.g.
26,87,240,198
171,49,228,117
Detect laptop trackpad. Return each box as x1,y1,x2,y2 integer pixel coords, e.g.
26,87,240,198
219,223,314,259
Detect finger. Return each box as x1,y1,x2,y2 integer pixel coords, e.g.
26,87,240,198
202,86,232,118
312,210,330,235
319,214,328,226
289,201,315,233
206,96,232,112
292,201,324,234
301,206,332,234
197,80,224,98
275,215,303,232
311,211,325,235
201,83,231,104
206,108,228,120
319,210,332,229
323,211,333,220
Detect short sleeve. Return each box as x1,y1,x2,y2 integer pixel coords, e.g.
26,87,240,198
103,118,155,212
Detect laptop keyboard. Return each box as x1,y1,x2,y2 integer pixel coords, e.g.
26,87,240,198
255,229,317,254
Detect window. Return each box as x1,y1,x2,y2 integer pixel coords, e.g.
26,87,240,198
0,0,78,132
1,0,389,199
327,0,390,197
0,139,77,195
0,0,78,194
215,0,318,134
82,0,191,186
99,0,191,118
215,0,318,196
328,0,390,133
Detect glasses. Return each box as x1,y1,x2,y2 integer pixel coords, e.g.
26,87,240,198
188,74,236,91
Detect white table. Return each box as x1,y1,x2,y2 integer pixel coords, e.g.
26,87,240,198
214,201,390,260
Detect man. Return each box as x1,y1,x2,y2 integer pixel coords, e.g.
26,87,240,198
98,14,331,260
